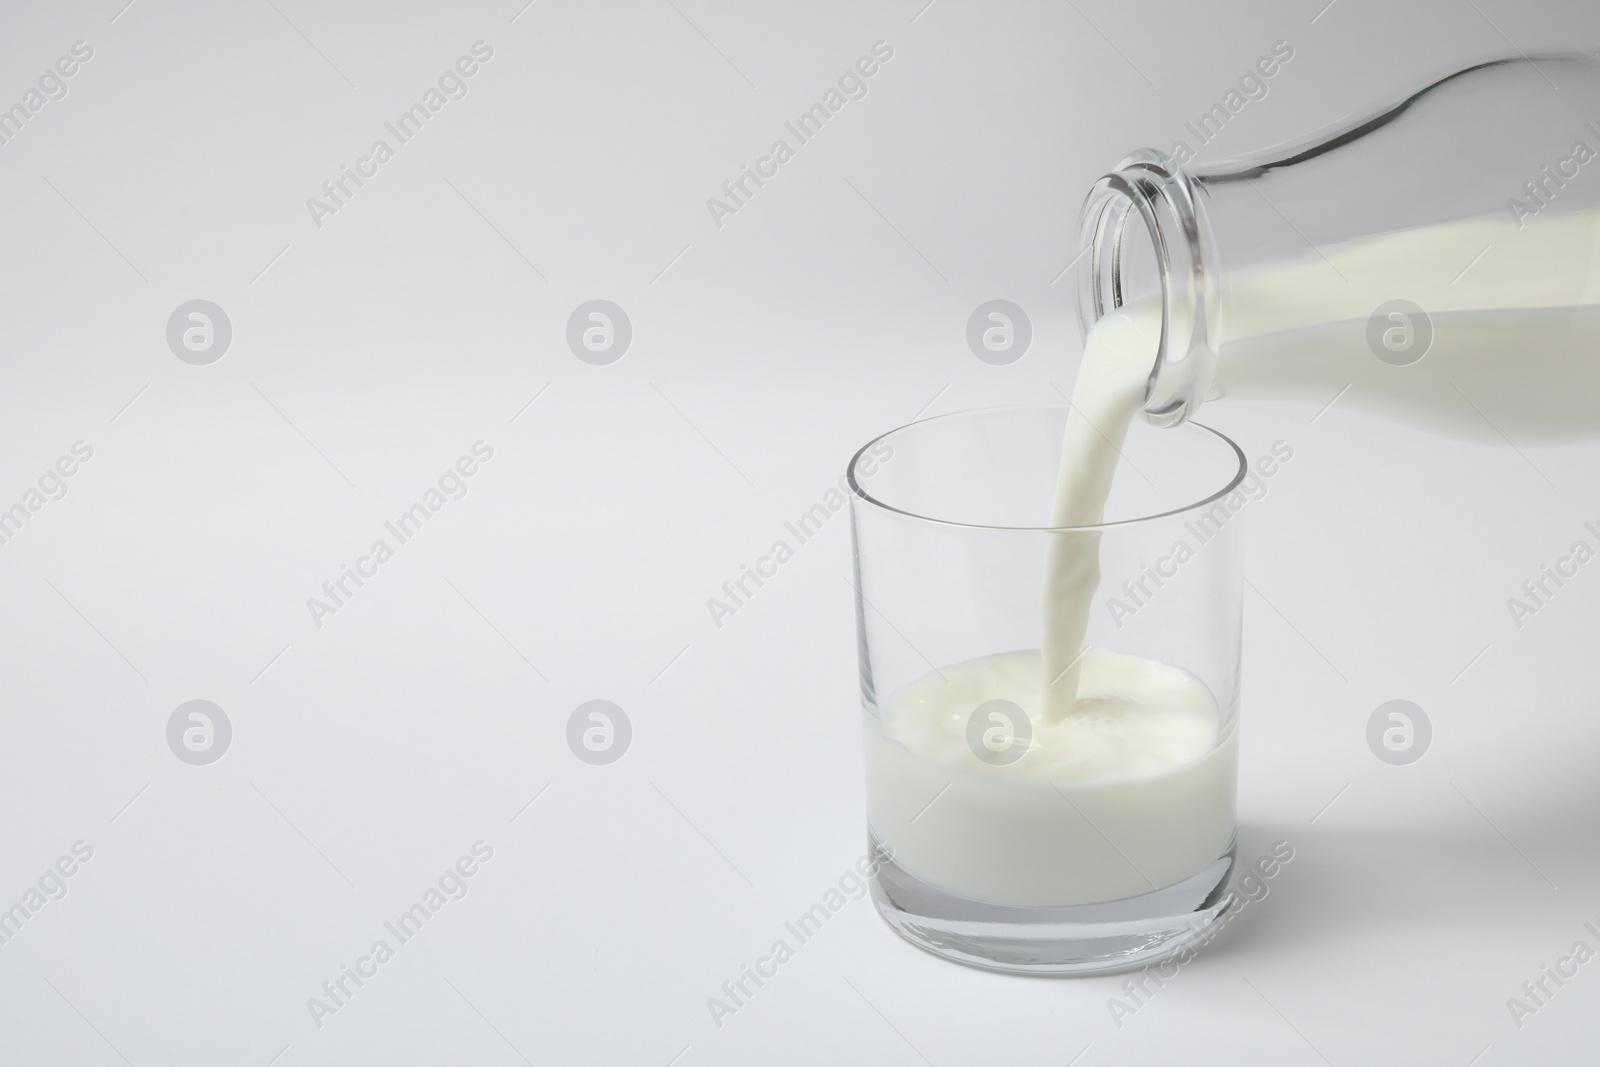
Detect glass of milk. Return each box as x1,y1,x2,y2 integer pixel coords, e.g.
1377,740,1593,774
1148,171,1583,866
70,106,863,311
848,405,1247,974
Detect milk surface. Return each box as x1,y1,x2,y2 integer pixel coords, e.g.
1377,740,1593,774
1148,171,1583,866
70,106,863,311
868,649,1235,907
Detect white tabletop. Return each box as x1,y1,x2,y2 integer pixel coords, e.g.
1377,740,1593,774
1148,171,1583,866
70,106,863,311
0,0,1595,1063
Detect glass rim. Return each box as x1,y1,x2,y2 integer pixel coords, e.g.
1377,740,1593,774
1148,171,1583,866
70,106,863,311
846,403,1248,533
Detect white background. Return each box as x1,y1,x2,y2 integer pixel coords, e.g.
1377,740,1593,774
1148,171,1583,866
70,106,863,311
0,0,1597,1063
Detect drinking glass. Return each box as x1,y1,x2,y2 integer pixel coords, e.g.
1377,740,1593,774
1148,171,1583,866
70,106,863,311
848,405,1247,974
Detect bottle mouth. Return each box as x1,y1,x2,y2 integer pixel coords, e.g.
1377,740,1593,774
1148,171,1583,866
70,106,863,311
1076,151,1218,428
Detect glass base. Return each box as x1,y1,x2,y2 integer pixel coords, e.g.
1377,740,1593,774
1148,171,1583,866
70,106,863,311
868,832,1236,976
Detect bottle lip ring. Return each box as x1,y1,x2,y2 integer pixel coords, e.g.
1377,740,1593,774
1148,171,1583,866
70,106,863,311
1077,151,1217,428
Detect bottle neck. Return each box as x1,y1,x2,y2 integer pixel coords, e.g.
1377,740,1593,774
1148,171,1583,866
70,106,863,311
1077,152,1218,427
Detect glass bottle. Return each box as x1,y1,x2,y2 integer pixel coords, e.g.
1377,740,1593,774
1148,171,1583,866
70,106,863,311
1077,53,1600,442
